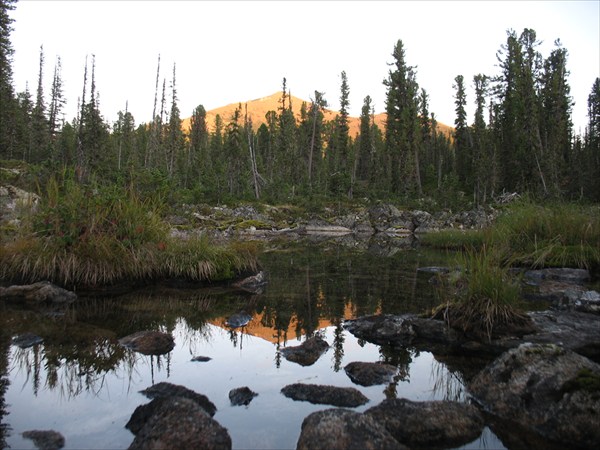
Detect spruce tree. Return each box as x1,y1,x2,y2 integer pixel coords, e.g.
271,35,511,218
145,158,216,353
0,0,17,158
30,45,49,162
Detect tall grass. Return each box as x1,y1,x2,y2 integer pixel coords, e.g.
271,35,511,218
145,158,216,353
0,177,258,288
422,201,600,272
433,246,532,342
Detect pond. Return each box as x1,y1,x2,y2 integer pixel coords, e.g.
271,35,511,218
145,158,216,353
1,236,506,449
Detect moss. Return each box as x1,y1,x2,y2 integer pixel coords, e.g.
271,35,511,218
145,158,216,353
234,219,272,230
562,368,600,394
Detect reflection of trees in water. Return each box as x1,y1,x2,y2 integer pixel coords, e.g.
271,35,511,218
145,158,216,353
332,321,345,372
0,335,10,449
379,344,414,400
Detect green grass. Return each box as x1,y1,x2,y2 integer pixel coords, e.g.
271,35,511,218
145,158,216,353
0,177,258,288
422,201,600,273
432,246,533,342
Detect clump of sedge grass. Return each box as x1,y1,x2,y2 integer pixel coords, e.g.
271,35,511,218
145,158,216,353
419,228,486,250
0,177,258,288
432,246,533,342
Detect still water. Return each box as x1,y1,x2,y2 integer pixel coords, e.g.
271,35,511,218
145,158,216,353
1,238,505,449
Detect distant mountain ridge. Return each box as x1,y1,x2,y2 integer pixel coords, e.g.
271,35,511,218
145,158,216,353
182,92,453,137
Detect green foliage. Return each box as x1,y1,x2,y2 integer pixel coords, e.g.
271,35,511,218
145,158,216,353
433,246,531,342
420,229,486,250
0,176,258,287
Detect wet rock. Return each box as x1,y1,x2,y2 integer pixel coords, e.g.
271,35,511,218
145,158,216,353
345,311,600,362
232,271,267,293
524,268,590,284
344,361,397,387
469,343,600,449
191,355,212,362
280,336,329,366
139,382,217,417
297,409,406,450
228,386,258,406
11,333,43,348
119,331,175,356
0,281,77,304
368,204,412,233
365,398,484,449
281,383,369,407
225,313,252,328
127,396,231,450
22,429,65,450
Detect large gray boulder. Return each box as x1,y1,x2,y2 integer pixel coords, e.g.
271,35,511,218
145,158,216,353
138,382,217,417
296,409,406,450
127,396,231,450
469,343,600,449
281,383,369,407
365,398,484,449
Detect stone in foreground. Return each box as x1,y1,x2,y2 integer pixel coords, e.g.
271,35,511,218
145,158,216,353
127,396,231,450
139,382,217,417
22,430,65,450
344,361,397,386
118,331,175,356
229,386,258,406
0,281,76,304
469,343,600,450
297,409,406,450
365,398,484,449
280,336,329,366
281,383,368,407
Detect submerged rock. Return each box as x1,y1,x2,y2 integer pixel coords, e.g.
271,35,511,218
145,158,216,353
119,331,175,356
344,361,397,387
225,313,252,328
297,409,406,450
280,336,329,366
365,398,484,449
22,429,65,450
138,382,217,417
191,355,212,362
0,281,76,304
281,383,369,407
127,396,231,450
12,332,43,349
228,386,258,406
469,343,600,449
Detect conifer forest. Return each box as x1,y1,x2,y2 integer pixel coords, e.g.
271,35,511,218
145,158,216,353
1,0,598,207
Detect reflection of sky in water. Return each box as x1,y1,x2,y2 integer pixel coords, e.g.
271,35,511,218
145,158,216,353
5,320,503,449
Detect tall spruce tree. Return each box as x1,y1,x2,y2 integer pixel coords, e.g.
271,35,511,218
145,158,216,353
453,75,471,192
0,0,17,158
30,45,49,162
383,39,421,195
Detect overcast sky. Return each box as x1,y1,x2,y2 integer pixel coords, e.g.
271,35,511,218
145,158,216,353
10,0,600,133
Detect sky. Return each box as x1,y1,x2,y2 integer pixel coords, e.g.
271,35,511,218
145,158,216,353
9,0,600,133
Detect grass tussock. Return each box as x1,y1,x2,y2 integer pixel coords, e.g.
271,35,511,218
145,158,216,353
432,247,533,342
422,201,599,272
0,177,258,288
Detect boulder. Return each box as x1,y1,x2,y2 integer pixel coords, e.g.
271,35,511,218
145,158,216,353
127,396,231,450
280,336,329,366
281,383,369,407
225,313,252,328
138,382,217,417
344,361,397,387
365,398,484,449
469,343,600,449
119,331,175,356
0,282,77,304
228,386,258,406
22,429,65,450
297,409,406,450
